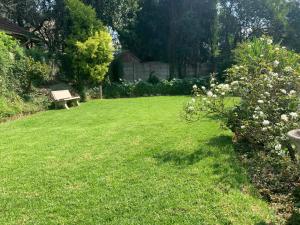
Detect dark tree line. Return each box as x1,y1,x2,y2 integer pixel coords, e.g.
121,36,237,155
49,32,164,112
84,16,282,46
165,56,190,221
1,0,300,78
121,0,300,77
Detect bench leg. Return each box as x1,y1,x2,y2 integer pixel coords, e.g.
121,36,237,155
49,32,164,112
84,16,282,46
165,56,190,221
75,100,80,106
63,101,69,110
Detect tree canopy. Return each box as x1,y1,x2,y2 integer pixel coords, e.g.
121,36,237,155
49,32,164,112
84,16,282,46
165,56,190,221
1,0,300,79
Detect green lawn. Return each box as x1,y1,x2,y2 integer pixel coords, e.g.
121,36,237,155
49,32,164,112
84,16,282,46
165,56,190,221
0,96,275,224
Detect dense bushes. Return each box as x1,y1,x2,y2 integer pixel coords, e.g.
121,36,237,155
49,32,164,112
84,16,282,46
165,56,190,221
0,32,51,120
186,37,300,158
87,78,209,99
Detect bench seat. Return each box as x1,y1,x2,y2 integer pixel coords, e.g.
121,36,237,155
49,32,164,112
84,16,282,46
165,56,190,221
51,90,80,109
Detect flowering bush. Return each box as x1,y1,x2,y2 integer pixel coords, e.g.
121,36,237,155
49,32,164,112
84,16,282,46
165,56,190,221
186,37,300,158
94,78,209,99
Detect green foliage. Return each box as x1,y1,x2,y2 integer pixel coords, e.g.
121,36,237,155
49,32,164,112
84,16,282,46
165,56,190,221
0,32,51,119
62,0,116,99
124,0,218,77
186,37,300,158
83,0,140,31
285,1,300,52
93,78,209,99
13,57,51,94
0,32,24,92
64,0,102,42
109,57,124,82
147,73,160,84
75,30,114,84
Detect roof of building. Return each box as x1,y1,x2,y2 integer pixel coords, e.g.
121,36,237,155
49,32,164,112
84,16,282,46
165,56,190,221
0,17,31,38
118,51,141,63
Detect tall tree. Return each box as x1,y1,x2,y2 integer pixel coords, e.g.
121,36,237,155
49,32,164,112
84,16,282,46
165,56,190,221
82,0,139,31
217,0,289,74
123,0,219,78
285,0,300,52
61,0,103,98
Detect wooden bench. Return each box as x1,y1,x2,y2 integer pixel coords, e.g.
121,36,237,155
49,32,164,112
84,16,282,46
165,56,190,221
51,90,80,110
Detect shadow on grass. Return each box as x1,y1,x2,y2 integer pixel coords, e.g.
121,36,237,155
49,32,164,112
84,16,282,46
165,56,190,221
153,135,247,189
286,212,300,225
153,135,275,224
154,135,232,165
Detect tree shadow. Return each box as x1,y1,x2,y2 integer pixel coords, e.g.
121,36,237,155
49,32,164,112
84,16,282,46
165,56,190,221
255,222,273,225
153,135,247,190
286,212,300,225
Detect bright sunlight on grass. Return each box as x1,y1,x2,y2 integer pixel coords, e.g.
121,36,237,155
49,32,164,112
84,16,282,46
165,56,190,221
0,97,275,224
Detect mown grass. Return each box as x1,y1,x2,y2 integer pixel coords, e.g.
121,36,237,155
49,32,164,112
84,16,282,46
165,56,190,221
0,96,275,224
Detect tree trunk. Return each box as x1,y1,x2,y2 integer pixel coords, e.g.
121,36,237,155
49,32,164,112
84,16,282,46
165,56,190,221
287,143,297,163
99,84,103,99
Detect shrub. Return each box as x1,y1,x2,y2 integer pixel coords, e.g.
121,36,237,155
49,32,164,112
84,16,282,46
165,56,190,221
75,29,114,84
13,57,51,94
147,73,160,84
185,37,300,159
0,32,51,120
100,78,209,99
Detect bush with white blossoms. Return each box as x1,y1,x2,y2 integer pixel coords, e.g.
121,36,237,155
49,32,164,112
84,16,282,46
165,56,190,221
185,36,300,158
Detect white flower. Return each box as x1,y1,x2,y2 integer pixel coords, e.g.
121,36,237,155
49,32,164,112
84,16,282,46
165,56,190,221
265,92,270,96
282,46,287,49
212,94,217,98
221,92,225,96
275,144,282,151
280,89,287,94
241,126,246,129
191,98,196,103
262,127,268,132
231,81,239,86
278,150,285,157
201,86,206,90
275,47,280,51
267,39,273,45
217,84,230,92
269,72,278,77
289,112,298,119
188,106,195,111
211,84,216,87
260,54,264,58
258,100,264,104
281,114,289,122
273,60,280,67
263,120,270,126
253,115,259,120
207,91,213,97
284,66,293,72
193,85,198,89
259,111,265,117
289,90,296,95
